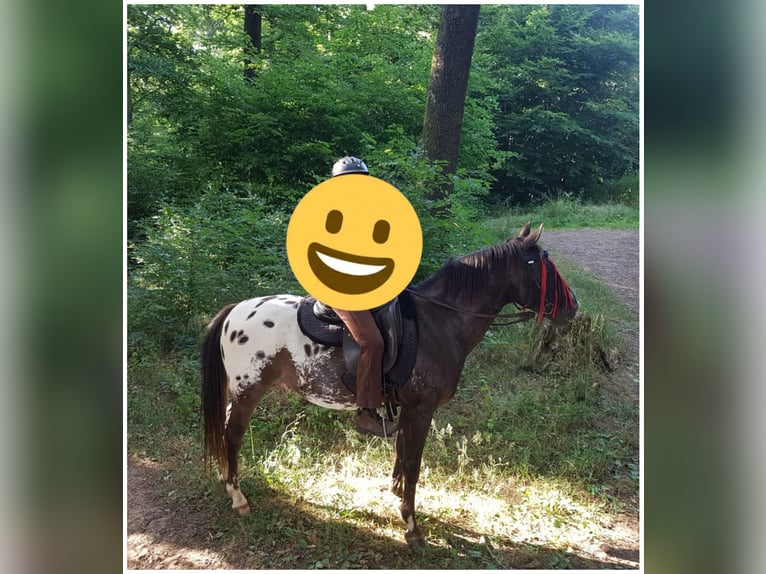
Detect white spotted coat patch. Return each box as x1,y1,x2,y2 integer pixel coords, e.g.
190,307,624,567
220,295,349,408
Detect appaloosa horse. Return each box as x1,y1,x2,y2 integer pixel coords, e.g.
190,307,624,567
201,222,577,546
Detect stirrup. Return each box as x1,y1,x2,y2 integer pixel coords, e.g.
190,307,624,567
355,408,398,438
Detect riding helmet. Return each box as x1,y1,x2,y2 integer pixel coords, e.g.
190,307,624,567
331,156,369,177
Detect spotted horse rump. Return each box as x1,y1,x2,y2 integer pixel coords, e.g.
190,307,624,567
219,294,356,410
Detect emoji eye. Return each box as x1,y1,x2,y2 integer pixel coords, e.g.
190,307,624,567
373,220,390,243
325,210,343,233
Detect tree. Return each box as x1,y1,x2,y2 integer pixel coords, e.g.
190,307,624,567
127,4,440,233
473,5,639,204
126,3,638,236
243,5,261,79
420,5,480,204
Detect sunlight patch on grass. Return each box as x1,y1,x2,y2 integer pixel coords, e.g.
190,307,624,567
257,449,637,567
239,410,635,564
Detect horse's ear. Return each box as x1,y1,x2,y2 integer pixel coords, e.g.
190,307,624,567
517,222,532,238
523,223,544,247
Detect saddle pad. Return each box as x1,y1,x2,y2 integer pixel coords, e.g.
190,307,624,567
297,296,343,347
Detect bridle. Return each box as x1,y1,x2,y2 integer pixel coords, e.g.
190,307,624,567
405,249,575,327
528,249,577,322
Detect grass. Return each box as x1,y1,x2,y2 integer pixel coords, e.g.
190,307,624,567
127,205,640,568
484,197,639,232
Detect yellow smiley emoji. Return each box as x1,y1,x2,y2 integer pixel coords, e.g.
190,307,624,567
286,173,422,310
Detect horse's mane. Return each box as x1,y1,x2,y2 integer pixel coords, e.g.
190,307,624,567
415,239,528,301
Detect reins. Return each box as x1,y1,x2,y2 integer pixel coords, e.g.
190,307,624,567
404,288,537,326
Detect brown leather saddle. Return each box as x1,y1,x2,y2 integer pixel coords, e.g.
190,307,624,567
296,293,418,394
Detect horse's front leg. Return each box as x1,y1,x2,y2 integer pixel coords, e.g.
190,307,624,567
391,437,404,499
391,404,435,548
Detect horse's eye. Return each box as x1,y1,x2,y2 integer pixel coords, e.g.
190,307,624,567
373,220,390,243
325,210,343,233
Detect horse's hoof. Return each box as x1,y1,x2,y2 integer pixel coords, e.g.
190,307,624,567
405,528,425,549
233,503,250,516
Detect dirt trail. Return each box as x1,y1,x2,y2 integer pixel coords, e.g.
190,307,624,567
542,228,639,316
127,457,234,569
127,228,640,570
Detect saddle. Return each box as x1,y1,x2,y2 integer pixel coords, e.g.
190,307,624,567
296,292,418,394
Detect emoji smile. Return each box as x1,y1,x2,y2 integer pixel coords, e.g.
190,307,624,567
315,251,387,276
308,243,394,295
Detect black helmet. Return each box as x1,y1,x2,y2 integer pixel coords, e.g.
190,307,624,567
331,156,369,177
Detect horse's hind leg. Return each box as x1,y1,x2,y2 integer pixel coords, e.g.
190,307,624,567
223,384,269,515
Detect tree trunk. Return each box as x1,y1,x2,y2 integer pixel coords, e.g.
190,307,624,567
421,5,480,205
127,68,132,125
244,5,262,80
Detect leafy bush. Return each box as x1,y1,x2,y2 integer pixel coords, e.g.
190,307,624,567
128,189,300,351
362,131,495,279
128,131,498,353
475,5,639,205
127,4,639,242
582,172,639,207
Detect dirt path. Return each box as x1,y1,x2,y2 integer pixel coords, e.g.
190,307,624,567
127,457,234,569
127,228,640,570
542,228,639,316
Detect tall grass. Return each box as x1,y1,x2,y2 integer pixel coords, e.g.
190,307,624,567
485,196,638,233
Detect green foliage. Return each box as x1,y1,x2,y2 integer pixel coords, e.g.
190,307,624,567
128,5,440,237
473,5,639,204
128,4,639,241
128,347,203,442
582,171,640,207
361,131,495,279
128,190,299,350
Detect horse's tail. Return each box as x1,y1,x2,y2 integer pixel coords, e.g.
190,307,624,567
201,302,237,473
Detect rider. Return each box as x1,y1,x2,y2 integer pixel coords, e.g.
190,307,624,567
329,156,398,438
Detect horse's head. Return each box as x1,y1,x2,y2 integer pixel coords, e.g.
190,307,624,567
510,222,578,326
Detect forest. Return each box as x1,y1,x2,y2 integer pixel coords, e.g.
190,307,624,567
127,5,640,568
128,3,639,349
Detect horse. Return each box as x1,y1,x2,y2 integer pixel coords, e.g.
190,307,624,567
201,222,578,546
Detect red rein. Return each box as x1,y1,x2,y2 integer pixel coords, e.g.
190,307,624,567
537,257,548,322
537,257,575,323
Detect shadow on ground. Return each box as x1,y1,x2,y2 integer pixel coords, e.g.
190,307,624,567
128,456,636,569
